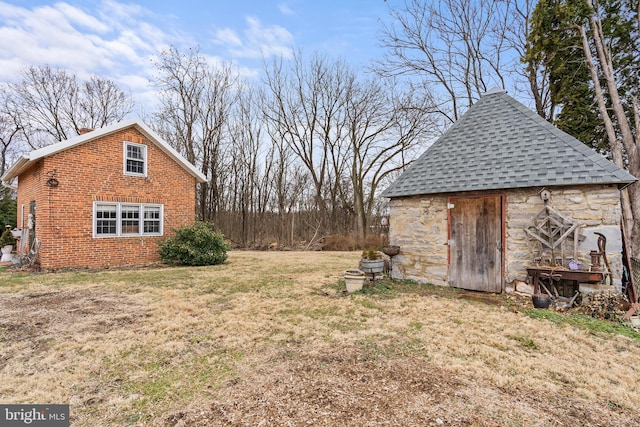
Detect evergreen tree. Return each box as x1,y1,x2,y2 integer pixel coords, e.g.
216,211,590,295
0,187,16,228
524,0,638,153
524,0,604,150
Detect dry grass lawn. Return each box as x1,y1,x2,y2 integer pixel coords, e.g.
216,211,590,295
1,251,639,426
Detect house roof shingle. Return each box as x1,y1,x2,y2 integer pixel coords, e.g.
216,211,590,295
381,88,637,198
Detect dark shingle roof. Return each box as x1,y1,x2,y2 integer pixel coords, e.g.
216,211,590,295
381,88,637,198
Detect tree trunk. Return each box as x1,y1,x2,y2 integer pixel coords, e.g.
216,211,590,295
577,22,639,257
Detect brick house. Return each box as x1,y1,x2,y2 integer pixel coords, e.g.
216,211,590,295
382,88,637,294
1,118,207,269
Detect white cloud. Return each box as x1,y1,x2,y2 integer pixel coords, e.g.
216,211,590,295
215,28,243,47
0,0,287,111
55,2,111,33
0,0,193,112
278,3,295,16
215,16,293,60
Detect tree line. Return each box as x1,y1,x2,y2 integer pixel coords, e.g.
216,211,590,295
1,0,639,257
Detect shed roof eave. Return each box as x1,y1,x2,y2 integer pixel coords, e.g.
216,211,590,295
383,179,638,199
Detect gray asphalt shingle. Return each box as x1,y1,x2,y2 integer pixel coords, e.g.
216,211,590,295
382,89,637,198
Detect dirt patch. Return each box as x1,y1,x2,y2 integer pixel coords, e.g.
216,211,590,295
0,288,149,369
163,345,637,427
165,349,459,426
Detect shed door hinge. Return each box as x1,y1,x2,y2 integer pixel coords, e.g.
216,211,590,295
447,203,455,209
448,239,455,246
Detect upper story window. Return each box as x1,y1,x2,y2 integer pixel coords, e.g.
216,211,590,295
124,142,147,176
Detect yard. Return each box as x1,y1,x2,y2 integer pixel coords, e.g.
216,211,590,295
1,251,639,426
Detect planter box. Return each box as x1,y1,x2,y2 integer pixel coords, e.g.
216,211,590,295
344,269,365,293
360,259,384,274
1,245,13,263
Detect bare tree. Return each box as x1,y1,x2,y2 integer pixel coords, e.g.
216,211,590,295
226,84,267,244
262,51,335,235
261,88,311,246
344,78,435,239
0,89,24,178
75,76,134,131
152,46,238,222
263,50,436,242
505,0,554,118
573,0,640,258
9,66,132,147
378,0,515,123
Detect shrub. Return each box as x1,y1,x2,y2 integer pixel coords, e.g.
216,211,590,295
158,222,230,266
0,228,16,247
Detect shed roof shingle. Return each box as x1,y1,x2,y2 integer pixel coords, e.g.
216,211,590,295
381,89,637,198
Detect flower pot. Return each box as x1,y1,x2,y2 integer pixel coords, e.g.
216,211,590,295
344,269,365,293
531,294,550,309
1,245,13,262
360,259,384,274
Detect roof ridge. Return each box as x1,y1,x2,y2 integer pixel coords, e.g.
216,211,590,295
2,118,207,185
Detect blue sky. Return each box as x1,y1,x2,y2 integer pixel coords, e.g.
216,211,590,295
0,0,393,109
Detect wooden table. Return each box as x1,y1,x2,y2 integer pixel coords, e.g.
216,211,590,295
526,266,606,294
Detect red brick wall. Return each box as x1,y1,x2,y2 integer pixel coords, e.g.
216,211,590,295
16,127,198,269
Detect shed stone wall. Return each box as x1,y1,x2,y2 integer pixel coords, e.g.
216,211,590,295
387,194,449,286
388,184,624,290
505,185,623,288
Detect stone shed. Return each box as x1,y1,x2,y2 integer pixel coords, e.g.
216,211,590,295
381,88,637,293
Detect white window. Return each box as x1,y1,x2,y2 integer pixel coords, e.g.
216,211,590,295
93,202,163,237
143,206,161,234
95,203,117,236
124,142,147,176
121,204,140,235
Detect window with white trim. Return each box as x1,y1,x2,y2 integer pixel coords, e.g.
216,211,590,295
121,204,140,235
143,206,161,233
95,203,117,236
93,202,163,237
124,142,147,176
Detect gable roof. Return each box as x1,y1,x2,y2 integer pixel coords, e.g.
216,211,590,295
1,118,207,186
381,88,637,198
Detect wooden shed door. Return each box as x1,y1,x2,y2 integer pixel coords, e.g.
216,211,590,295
448,196,502,292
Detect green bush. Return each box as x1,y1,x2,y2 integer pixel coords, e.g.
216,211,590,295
158,222,230,266
1,229,16,247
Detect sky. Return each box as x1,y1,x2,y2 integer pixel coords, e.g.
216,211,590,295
0,0,394,112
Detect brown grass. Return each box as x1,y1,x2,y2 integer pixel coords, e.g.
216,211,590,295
1,251,639,426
